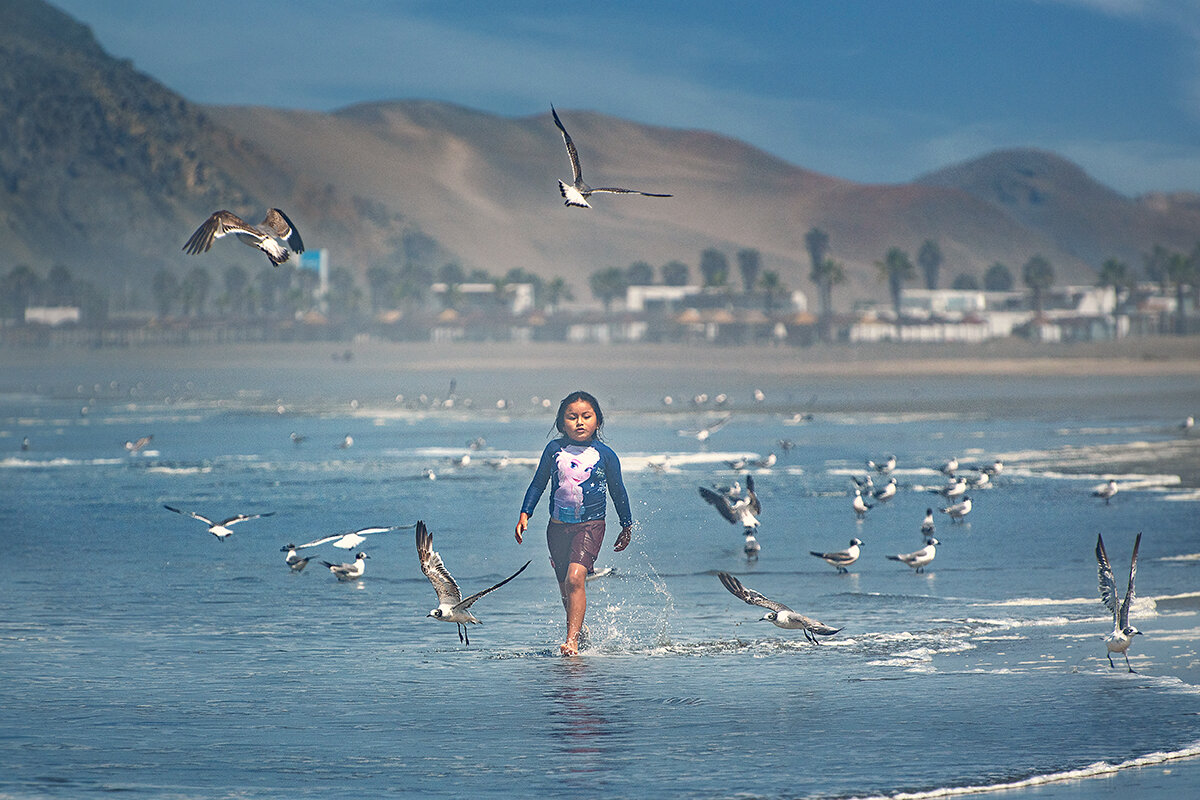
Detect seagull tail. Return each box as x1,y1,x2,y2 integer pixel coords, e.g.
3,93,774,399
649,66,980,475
885,555,902,561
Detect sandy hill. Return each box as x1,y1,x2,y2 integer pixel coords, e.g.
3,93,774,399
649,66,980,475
3,0,1198,310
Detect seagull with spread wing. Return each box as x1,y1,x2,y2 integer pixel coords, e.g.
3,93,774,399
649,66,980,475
552,106,672,209
717,572,842,643
183,208,304,266
699,474,762,557
297,524,414,551
1096,532,1143,672
417,521,530,645
163,505,274,542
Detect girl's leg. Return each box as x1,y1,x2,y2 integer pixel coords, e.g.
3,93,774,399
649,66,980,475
558,562,589,655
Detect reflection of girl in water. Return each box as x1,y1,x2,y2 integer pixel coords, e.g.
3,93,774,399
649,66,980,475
515,391,632,656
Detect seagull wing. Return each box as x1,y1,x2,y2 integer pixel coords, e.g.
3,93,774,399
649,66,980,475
219,511,275,527
1096,534,1119,621
296,534,347,549
1119,533,1142,629
163,505,214,526
182,210,257,254
262,208,304,253
717,572,789,613
812,549,854,565
416,521,463,606
551,106,584,185
699,487,739,524
745,474,761,515
587,186,673,198
454,560,533,612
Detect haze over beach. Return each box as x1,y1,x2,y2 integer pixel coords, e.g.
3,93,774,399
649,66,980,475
4,3,1200,800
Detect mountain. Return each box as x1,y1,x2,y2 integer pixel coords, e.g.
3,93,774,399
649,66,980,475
3,0,1198,311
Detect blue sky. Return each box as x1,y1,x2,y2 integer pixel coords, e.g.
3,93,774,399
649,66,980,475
50,0,1200,196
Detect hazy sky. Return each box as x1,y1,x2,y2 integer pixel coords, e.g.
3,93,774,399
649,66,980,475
49,0,1200,196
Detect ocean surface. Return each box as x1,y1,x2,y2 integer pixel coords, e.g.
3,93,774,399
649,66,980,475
2,354,1199,799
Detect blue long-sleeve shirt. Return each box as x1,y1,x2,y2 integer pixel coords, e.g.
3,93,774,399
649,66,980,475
520,438,632,528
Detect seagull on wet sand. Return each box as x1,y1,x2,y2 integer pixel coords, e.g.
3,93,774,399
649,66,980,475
810,538,863,574
183,209,304,267
873,477,898,503
323,552,369,581
939,496,972,523
280,543,313,572
551,106,672,208
921,508,936,536
1093,479,1119,505
417,521,530,645
852,488,873,520
163,505,274,542
939,456,959,476
716,572,842,643
297,524,413,551
887,538,939,573
1096,532,1143,672
867,455,896,474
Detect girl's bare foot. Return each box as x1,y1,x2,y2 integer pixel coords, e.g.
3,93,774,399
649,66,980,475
560,638,579,656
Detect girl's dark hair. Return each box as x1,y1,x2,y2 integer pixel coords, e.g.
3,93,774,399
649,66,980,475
554,390,604,438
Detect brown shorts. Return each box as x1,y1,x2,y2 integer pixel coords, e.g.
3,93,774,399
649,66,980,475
546,518,606,583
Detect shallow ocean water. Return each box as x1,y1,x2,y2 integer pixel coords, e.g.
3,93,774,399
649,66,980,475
1,358,1198,799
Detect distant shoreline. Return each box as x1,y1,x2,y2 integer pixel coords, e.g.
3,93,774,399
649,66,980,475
4,336,1199,379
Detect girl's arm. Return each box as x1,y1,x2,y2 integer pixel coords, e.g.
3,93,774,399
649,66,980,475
516,442,556,542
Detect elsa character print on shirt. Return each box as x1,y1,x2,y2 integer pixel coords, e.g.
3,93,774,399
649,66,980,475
553,444,602,523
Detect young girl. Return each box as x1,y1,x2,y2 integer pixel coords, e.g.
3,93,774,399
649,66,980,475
515,391,633,656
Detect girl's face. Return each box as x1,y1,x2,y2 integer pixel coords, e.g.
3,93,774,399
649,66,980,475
562,399,598,443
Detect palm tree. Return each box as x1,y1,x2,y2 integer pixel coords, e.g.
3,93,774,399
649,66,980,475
366,266,395,312
1097,258,1129,291
757,270,789,314
151,268,179,318
952,273,980,290
589,267,628,312
626,260,654,286
917,240,943,291
877,247,916,318
1021,255,1055,317
661,260,690,286
180,266,211,316
540,277,572,313
984,262,1014,291
223,265,250,317
737,248,762,293
804,228,833,341
699,248,729,288
1143,244,1172,292
2,264,43,320
1165,250,1196,335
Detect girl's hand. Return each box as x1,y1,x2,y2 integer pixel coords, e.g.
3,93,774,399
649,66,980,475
614,524,632,552
515,512,529,544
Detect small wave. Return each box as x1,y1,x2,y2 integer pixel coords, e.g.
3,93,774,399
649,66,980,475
0,456,124,468
847,740,1200,800
145,465,213,476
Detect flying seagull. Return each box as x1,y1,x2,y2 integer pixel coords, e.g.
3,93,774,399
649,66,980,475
297,524,413,551
416,521,530,645
886,538,939,573
810,538,863,574
551,106,672,208
183,208,304,267
163,505,274,542
1096,532,1143,672
323,551,369,581
716,572,842,643
699,474,762,557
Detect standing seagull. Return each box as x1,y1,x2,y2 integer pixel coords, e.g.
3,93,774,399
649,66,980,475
1093,479,1119,505
939,496,972,523
810,538,863,574
716,572,842,643
920,508,936,537
873,477,898,503
1096,532,1143,672
551,106,672,208
417,521,530,645
280,543,313,572
886,538,939,573
183,209,304,267
163,505,274,542
323,552,369,581
852,488,873,520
